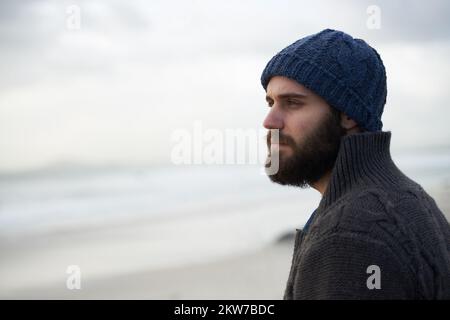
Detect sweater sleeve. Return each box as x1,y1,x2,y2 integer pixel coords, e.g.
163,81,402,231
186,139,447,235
292,231,416,299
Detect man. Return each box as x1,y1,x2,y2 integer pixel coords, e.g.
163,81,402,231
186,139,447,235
261,29,450,299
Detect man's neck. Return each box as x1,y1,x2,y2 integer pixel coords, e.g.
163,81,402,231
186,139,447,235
311,170,332,195
311,132,361,195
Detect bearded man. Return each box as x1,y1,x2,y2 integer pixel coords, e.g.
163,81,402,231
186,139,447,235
261,29,450,299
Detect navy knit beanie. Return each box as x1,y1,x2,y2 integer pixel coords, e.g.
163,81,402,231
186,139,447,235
261,29,387,132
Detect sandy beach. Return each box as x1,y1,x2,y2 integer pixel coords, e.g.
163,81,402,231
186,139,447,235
2,194,449,300
2,240,294,300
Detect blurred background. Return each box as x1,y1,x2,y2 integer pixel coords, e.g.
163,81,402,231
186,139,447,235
0,0,449,299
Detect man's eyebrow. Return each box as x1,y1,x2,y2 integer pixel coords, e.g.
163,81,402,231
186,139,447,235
265,93,308,101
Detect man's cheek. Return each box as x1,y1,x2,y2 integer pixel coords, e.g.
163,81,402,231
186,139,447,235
292,118,315,144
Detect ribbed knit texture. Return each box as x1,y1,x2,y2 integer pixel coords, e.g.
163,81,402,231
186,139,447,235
284,131,450,299
261,29,387,132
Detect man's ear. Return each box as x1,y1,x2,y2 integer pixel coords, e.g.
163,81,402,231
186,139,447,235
340,113,359,131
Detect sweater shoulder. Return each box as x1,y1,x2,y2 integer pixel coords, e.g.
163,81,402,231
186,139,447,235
313,184,450,256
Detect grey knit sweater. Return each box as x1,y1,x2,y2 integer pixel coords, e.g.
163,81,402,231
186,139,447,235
284,131,450,299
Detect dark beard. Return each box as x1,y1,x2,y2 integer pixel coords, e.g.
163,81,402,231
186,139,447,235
265,108,345,187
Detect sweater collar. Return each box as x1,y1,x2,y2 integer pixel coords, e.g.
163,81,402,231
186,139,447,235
317,131,406,211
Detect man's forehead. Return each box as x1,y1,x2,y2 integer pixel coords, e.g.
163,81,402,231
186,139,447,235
266,76,311,98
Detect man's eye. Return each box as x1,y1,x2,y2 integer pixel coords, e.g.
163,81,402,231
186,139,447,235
267,102,273,107
286,100,302,108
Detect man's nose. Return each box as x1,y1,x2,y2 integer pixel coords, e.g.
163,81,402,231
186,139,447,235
263,107,284,130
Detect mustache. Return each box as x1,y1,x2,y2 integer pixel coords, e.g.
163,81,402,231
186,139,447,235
266,130,296,148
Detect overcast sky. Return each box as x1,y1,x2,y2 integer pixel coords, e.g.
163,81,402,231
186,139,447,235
0,0,449,172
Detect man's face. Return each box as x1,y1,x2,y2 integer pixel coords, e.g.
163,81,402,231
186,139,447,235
263,76,345,187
